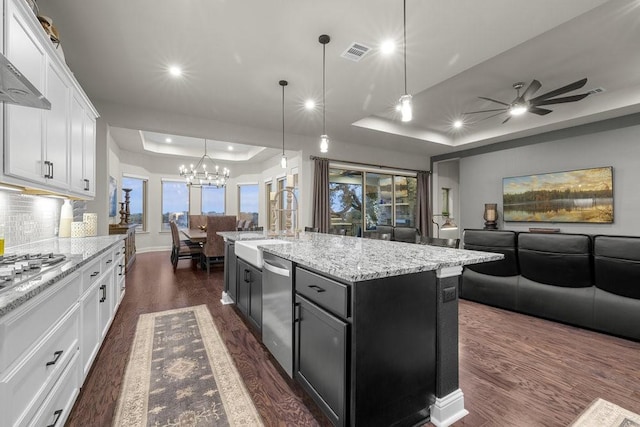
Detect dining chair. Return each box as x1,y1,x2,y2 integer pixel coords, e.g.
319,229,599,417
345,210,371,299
203,215,237,274
188,214,207,230
421,236,461,249
394,227,420,243
169,220,203,272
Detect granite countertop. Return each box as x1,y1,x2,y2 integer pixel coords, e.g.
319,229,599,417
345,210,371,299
217,231,272,241
0,235,125,318
257,233,503,282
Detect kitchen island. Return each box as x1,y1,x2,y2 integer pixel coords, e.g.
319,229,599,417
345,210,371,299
219,231,502,427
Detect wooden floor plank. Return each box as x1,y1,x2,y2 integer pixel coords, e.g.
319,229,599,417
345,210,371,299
65,252,640,426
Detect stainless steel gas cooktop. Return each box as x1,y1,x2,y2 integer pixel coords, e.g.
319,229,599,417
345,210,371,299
0,253,67,291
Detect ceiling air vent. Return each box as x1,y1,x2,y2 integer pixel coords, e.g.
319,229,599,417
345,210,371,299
341,42,371,62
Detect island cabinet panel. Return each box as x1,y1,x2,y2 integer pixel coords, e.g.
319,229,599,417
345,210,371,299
223,242,237,302
294,266,437,427
236,258,262,332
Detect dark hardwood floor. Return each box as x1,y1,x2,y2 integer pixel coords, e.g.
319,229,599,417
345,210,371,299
67,252,640,426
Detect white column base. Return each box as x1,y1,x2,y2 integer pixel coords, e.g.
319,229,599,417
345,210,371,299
430,389,469,427
220,291,234,305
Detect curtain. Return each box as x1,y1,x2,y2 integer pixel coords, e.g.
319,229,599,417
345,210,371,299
416,171,431,238
312,158,330,233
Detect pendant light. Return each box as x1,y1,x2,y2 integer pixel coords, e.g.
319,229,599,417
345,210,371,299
279,80,288,169
319,34,331,153
399,0,412,122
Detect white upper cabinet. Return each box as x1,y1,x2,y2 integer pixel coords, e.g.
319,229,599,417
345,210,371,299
2,0,98,198
4,0,46,184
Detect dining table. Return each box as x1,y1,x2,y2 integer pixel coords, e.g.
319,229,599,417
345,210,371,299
181,228,207,244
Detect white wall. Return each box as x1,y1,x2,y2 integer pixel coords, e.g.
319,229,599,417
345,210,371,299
458,122,640,236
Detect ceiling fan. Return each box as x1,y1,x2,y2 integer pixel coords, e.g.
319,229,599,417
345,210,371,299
464,78,590,124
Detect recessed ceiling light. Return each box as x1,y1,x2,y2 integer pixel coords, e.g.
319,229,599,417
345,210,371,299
169,66,182,77
453,120,463,129
228,146,233,151
380,40,395,54
304,99,316,110
165,137,172,143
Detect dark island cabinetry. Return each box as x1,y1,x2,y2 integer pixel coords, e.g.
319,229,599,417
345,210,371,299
237,258,262,332
223,241,237,302
294,266,437,427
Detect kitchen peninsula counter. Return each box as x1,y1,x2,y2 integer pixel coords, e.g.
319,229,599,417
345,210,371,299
0,235,125,317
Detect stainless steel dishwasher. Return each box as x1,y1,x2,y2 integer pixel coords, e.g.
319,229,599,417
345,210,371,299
261,252,295,377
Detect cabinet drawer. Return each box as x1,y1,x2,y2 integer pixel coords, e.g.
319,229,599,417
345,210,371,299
82,259,102,293
296,268,349,318
27,351,79,427
102,250,115,272
0,273,80,372
0,305,79,427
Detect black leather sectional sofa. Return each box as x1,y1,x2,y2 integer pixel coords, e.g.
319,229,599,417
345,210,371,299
461,229,640,341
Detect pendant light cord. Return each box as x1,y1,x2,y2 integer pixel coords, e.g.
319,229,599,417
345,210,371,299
403,0,407,95
322,42,326,135
282,84,285,155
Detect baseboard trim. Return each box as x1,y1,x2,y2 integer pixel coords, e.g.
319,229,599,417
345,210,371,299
430,389,469,427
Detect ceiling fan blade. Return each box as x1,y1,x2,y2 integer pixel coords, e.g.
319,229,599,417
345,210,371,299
471,111,507,124
478,96,510,106
519,79,542,102
528,106,553,115
529,78,588,103
463,108,508,115
502,115,512,124
531,93,590,106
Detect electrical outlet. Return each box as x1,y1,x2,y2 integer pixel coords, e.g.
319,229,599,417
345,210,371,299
443,286,457,303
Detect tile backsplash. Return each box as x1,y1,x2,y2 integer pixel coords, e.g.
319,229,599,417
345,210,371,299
0,190,86,248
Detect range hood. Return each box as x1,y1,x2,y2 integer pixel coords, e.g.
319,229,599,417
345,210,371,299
0,52,51,110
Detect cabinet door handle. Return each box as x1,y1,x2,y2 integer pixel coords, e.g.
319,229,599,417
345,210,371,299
99,284,106,302
44,161,52,179
47,409,63,427
119,264,124,276
294,302,301,323
45,350,63,366
84,179,90,191
308,285,326,293
50,161,54,179
244,269,251,282
90,271,99,278
106,259,112,264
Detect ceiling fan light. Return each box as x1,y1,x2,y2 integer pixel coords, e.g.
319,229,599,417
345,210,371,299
281,155,287,169
320,134,329,153
510,104,528,116
400,94,413,122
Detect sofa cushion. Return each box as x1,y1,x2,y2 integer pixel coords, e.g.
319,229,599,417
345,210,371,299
461,268,518,310
594,235,640,299
463,230,518,277
518,233,592,288
593,288,640,340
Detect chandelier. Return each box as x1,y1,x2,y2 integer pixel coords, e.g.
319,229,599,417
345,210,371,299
178,140,230,187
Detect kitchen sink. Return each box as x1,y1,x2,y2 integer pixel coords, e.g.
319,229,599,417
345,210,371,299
235,239,290,268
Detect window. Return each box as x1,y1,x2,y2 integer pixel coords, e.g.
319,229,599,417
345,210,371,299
329,166,418,235
122,175,147,231
238,184,259,228
202,186,225,215
329,169,363,236
161,179,189,230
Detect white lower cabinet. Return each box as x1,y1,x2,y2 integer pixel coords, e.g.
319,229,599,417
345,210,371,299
80,280,100,379
28,352,80,427
0,240,125,426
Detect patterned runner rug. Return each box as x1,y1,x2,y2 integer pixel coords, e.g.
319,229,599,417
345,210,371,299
570,398,640,427
113,305,263,426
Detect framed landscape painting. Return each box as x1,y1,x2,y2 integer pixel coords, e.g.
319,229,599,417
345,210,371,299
503,166,613,223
